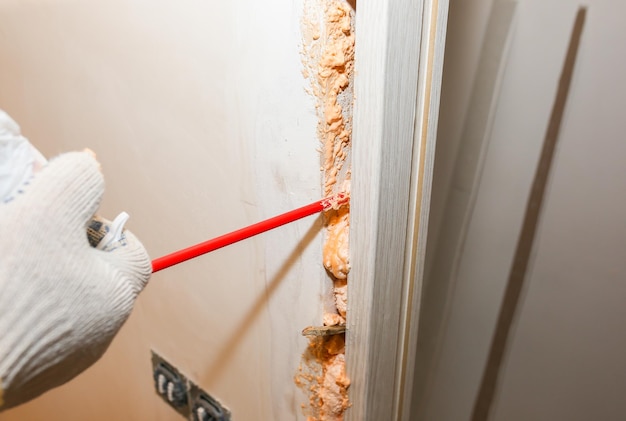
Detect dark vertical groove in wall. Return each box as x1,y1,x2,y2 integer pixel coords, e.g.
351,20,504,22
471,7,587,421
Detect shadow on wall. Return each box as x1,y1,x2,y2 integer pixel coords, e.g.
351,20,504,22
202,215,324,387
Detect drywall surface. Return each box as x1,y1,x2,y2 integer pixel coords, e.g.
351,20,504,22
0,1,325,420
417,0,626,420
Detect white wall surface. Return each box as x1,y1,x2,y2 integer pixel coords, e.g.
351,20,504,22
416,0,626,420
0,1,326,419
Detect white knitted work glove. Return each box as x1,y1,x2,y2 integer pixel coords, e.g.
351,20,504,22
0,151,152,410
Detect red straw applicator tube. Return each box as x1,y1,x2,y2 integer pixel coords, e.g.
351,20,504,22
151,193,348,273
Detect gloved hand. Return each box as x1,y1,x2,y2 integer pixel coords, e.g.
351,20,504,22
0,126,151,410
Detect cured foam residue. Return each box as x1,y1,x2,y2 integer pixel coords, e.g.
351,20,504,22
297,0,355,420
296,336,351,421
302,0,354,199
323,206,350,284
302,0,354,327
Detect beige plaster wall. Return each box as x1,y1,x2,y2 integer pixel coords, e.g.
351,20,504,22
0,1,325,419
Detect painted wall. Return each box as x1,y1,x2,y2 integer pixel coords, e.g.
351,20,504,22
415,0,626,420
0,1,326,420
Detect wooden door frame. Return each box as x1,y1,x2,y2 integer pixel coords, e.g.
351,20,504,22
347,0,449,419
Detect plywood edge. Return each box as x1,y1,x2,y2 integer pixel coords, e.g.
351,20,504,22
398,1,451,419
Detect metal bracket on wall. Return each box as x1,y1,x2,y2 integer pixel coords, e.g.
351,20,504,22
151,351,232,420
